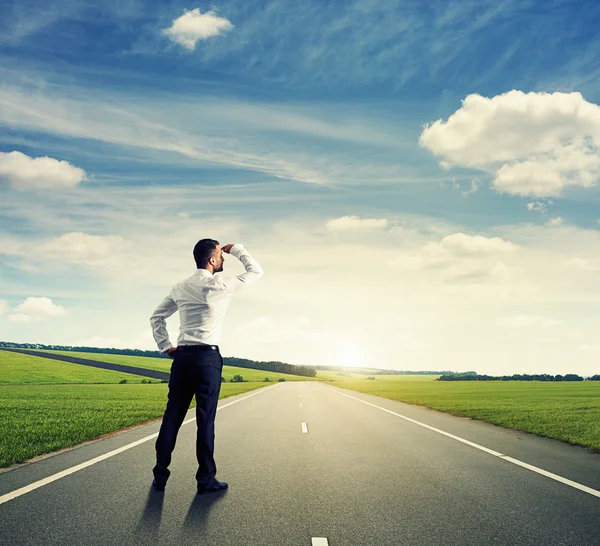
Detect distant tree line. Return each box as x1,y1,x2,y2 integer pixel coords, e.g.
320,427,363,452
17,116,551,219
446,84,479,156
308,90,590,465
0,341,166,358
0,341,317,378
437,371,597,381
222,356,317,377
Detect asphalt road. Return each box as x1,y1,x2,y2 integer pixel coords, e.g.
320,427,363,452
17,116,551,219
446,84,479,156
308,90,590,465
1,348,170,380
1,381,599,545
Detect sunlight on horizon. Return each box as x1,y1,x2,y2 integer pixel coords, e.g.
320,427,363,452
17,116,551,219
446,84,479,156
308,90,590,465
338,342,364,368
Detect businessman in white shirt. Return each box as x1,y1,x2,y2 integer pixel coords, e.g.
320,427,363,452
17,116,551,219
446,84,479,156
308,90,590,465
150,238,263,494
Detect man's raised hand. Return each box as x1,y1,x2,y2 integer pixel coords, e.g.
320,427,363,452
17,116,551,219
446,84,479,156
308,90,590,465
221,244,235,253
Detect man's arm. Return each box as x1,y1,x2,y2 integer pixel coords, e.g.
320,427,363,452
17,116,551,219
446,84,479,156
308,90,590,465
150,292,178,353
220,244,263,292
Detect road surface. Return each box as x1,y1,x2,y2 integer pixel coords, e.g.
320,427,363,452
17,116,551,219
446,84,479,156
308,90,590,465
1,381,599,545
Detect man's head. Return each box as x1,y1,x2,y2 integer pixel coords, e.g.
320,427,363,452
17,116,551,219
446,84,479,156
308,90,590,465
193,238,224,273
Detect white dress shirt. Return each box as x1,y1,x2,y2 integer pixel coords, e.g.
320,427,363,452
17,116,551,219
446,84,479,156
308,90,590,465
150,244,263,353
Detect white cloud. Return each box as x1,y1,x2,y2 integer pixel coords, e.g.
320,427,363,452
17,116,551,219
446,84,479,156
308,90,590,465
547,216,564,226
326,215,390,231
420,90,600,198
425,232,517,256
38,232,129,263
0,299,7,315
494,143,600,197
461,178,481,197
1,224,222,287
0,151,86,190
8,313,33,323
386,232,517,283
163,8,233,50
15,296,67,318
3,230,148,280
561,257,600,272
527,201,547,213
8,296,67,323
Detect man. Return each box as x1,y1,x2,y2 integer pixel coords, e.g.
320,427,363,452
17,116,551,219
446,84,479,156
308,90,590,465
149,239,263,494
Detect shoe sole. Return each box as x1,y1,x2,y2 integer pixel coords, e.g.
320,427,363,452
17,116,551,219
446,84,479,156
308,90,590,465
197,486,228,495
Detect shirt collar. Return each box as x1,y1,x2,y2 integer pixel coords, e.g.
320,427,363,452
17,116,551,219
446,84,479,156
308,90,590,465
194,268,213,277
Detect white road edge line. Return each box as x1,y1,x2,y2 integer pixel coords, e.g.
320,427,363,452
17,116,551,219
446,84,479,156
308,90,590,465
319,384,600,499
0,384,280,506
302,422,309,434
311,538,329,545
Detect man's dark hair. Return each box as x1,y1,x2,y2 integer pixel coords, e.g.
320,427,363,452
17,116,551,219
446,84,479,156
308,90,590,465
193,238,219,268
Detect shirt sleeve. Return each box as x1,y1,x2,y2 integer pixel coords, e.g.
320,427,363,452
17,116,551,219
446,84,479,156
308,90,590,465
220,244,264,293
149,291,178,353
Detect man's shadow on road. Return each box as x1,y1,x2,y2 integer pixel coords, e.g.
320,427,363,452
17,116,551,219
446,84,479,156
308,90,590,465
135,487,165,540
135,485,226,540
182,489,228,533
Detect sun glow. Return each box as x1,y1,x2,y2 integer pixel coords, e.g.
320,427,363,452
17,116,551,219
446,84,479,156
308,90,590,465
339,344,363,368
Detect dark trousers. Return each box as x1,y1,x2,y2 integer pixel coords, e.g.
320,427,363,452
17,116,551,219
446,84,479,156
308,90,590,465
153,347,223,487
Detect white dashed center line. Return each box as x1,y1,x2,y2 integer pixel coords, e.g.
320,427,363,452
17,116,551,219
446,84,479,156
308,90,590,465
301,422,308,433
311,538,329,545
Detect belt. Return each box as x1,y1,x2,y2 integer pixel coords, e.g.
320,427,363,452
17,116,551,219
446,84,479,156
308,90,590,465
178,344,219,352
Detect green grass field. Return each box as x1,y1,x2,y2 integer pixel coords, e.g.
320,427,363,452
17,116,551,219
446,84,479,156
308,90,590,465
332,379,600,451
3,350,599,467
0,351,158,384
0,382,267,467
32,349,320,382
0,350,315,467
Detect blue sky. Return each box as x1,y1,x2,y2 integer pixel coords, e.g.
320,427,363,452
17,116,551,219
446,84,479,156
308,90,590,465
2,0,600,375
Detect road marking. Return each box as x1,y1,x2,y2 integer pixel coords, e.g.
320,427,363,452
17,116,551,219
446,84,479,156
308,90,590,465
311,538,329,545
302,422,309,433
300,403,303,408
500,456,600,498
319,384,600,499
0,384,279,506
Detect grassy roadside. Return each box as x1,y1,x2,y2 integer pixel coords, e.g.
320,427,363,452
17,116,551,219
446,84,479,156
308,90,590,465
331,379,600,451
0,382,268,467
4,350,599,465
30,349,319,382
0,351,157,384
0,350,314,467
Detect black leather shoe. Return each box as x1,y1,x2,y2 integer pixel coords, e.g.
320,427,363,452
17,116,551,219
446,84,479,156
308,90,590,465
197,479,228,494
152,478,166,491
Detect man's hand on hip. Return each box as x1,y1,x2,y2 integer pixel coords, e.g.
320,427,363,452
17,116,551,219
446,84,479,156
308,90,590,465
166,347,178,358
